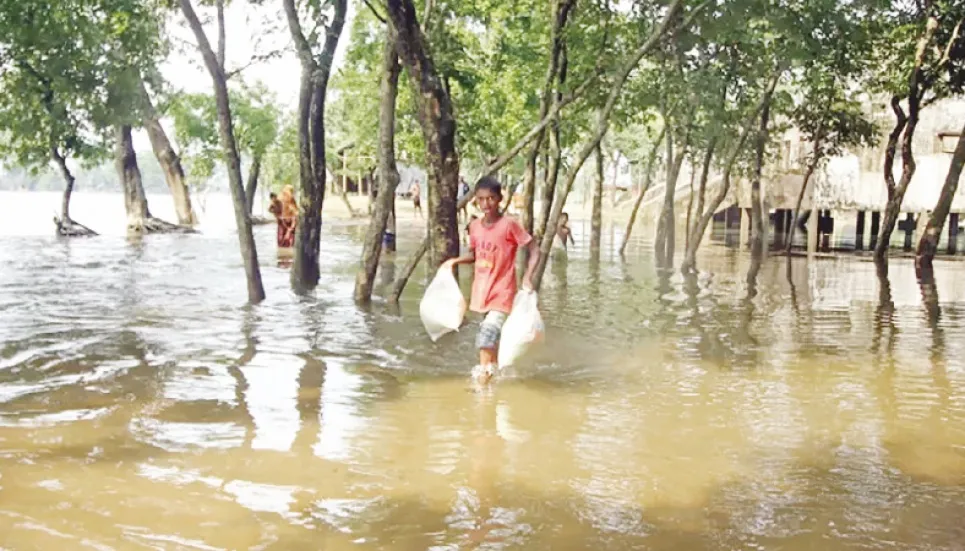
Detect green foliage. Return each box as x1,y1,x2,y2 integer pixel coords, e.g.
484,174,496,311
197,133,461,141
169,82,280,181
262,111,300,191
868,0,965,102
0,0,165,171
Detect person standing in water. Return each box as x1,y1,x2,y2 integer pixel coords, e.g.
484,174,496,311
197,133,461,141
277,185,298,248
553,212,576,256
268,192,282,220
409,180,422,218
443,177,539,383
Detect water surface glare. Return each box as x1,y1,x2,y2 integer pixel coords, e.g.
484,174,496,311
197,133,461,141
2,192,965,549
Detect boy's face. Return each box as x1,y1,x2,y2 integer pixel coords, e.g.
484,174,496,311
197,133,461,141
475,188,501,217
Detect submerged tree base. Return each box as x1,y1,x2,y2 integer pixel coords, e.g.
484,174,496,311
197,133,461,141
54,216,98,237
128,216,197,235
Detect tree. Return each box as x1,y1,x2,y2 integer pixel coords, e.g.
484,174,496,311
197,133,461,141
618,124,665,256
872,1,965,260
234,83,280,214
355,23,402,304
169,84,279,214
179,0,265,303
785,83,878,253
139,78,198,225
914,6,965,268
917,122,965,269
521,0,575,235
530,0,699,289
385,0,461,269
283,0,347,290
0,0,162,236
589,142,604,258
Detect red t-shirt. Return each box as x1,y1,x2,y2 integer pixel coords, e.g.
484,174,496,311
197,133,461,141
468,215,533,314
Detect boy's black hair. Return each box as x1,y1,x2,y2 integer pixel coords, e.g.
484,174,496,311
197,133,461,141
474,176,502,197
270,192,278,198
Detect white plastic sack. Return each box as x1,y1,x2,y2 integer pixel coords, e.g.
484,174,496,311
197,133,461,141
498,290,545,368
420,266,467,342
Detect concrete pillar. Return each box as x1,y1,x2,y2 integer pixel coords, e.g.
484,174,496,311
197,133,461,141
723,206,736,246
739,208,750,250
807,208,818,254
774,209,787,249
870,211,881,251
949,213,960,254
820,210,833,251
902,213,916,251
855,211,866,251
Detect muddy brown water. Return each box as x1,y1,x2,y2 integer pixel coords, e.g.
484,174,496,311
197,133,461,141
1,191,965,550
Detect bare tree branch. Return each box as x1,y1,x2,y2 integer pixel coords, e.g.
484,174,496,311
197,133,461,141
938,16,964,68
225,45,290,80
362,0,388,23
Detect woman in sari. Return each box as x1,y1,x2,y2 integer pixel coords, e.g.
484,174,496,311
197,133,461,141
277,185,298,248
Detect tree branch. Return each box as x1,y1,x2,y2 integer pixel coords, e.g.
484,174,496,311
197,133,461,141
283,0,315,69
180,0,224,81
474,73,595,187
422,0,434,27
938,16,964,68
216,0,226,70
362,0,387,23
225,46,290,80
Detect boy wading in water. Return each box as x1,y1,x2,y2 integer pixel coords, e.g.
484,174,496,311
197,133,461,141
443,177,539,383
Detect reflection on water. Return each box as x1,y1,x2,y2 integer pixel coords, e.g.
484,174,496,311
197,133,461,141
2,193,965,549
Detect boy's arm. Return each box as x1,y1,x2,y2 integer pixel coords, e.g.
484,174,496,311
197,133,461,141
522,239,539,290
442,251,475,268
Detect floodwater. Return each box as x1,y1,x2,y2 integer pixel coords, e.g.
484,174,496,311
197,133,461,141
2,191,965,550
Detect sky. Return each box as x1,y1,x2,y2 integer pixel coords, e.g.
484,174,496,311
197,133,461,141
134,1,359,151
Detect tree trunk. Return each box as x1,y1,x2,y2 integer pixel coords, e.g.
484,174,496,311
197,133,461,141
656,110,692,268
115,124,152,231
875,17,937,260
590,142,604,257
180,0,265,303
681,72,780,273
284,0,348,290
139,80,196,225
683,151,697,251
619,126,666,256
689,137,717,243
521,0,573,235
51,146,97,237
875,97,912,259
786,139,821,253
53,147,75,223
521,142,541,235
387,0,460,269
747,98,770,286
245,154,262,215
654,118,688,267
536,48,567,240
531,0,688,289
537,117,563,239
355,28,401,304
917,121,965,269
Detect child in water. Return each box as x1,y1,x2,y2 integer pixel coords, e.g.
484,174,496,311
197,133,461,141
443,177,539,383
554,212,575,253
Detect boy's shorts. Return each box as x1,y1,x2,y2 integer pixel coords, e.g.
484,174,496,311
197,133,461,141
476,311,507,350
